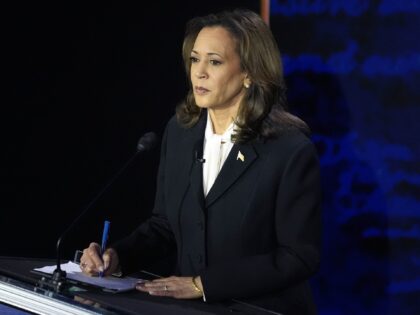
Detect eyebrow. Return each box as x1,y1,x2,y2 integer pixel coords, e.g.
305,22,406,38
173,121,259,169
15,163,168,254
191,49,223,58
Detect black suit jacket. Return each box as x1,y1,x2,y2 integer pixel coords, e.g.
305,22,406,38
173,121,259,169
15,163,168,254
114,112,322,314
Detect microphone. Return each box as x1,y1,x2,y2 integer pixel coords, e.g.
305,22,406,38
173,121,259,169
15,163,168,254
194,140,206,164
196,154,206,164
42,132,158,291
137,132,157,152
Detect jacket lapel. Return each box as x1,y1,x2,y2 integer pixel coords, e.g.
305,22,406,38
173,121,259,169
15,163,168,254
205,143,258,208
189,140,205,210
170,113,206,218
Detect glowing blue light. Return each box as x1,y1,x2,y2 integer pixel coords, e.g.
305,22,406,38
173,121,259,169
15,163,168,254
388,279,420,294
283,51,420,76
379,0,420,14
271,0,420,16
271,0,370,16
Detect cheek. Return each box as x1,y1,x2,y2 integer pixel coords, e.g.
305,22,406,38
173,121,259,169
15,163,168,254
189,67,194,83
219,75,244,95
190,63,199,81
215,72,238,89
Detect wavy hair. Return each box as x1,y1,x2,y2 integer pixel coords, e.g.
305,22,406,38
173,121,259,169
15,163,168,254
176,9,309,143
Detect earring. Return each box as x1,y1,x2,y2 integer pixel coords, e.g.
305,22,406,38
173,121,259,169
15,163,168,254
244,82,250,89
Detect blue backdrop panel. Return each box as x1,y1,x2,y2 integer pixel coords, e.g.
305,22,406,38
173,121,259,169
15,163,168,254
270,1,420,314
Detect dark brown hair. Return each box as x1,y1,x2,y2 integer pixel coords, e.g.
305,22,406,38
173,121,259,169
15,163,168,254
176,9,309,143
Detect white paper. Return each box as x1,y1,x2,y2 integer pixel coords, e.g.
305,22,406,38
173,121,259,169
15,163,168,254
34,261,143,292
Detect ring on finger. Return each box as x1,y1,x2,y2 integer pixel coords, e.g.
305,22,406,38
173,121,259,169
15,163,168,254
164,285,168,291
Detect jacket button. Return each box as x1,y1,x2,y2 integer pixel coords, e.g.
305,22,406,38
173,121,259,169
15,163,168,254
197,221,204,231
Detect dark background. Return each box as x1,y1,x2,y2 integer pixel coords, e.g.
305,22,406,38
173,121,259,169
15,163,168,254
1,1,259,259
1,1,419,315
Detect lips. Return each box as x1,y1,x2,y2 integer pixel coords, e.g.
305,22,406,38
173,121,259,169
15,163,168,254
194,86,210,95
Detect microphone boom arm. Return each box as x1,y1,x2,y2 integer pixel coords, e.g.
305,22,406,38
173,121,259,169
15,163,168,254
39,132,157,292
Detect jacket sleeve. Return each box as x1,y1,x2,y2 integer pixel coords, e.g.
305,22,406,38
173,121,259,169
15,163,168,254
112,124,176,274
199,140,322,301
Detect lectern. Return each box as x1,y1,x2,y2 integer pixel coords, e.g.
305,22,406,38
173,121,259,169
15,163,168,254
0,256,282,315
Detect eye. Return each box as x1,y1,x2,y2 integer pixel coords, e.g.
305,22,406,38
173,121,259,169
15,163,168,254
210,59,222,66
190,56,199,63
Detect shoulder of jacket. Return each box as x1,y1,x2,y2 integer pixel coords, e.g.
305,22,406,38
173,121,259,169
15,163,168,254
166,114,178,128
165,115,184,134
266,128,313,152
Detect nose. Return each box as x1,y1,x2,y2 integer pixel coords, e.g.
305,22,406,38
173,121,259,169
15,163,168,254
194,62,208,79
196,71,207,79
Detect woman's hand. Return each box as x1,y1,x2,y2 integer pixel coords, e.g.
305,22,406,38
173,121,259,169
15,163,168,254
80,242,120,276
136,276,204,299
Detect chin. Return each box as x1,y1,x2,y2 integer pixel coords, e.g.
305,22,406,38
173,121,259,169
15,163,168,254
194,100,211,109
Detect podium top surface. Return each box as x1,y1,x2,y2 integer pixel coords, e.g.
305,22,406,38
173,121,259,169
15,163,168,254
0,256,280,315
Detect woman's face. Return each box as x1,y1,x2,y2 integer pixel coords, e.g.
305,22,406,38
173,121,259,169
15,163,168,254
190,27,247,111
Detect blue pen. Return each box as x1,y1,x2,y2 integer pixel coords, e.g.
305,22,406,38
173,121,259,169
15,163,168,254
99,220,111,277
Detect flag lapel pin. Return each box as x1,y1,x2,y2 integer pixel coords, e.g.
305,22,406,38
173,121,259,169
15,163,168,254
237,150,245,162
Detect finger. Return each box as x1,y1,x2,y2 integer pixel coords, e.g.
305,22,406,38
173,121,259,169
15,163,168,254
81,246,103,275
145,277,180,292
80,250,98,275
143,281,178,296
151,277,174,284
104,248,121,276
80,249,92,267
83,265,99,276
149,290,173,297
87,243,104,272
143,281,168,289
145,284,174,297
135,282,149,292
102,251,111,271
136,281,165,293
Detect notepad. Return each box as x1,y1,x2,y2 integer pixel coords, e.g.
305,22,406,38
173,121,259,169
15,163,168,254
34,261,143,292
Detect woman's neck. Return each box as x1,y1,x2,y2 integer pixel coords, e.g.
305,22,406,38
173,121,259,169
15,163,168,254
208,106,238,135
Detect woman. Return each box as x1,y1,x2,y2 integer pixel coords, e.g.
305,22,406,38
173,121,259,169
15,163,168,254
81,9,321,314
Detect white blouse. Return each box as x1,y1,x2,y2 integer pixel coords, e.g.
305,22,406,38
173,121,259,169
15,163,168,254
202,113,235,196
